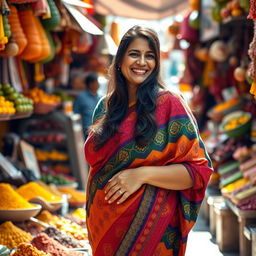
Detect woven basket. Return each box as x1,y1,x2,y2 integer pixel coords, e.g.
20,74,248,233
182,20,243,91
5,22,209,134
33,102,57,114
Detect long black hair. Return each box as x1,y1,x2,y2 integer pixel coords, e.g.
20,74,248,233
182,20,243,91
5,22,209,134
91,25,165,149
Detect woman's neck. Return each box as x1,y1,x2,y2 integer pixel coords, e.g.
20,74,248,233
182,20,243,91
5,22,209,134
128,86,137,104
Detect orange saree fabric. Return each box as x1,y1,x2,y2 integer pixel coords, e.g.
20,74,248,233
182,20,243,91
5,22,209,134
84,91,213,256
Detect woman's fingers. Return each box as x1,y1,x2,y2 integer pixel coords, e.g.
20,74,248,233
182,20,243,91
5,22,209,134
117,192,129,204
107,189,125,204
104,179,117,195
105,183,119,200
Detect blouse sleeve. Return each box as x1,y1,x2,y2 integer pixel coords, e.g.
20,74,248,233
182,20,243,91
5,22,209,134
92,96,106,124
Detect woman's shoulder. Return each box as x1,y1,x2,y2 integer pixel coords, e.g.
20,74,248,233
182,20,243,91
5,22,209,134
157,90,183,105
92,96,106,123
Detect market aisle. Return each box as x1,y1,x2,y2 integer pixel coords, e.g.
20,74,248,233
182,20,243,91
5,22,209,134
185,211,239,256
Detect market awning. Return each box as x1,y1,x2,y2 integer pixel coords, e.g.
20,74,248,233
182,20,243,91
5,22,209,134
62,0,103,35
93,0,188,20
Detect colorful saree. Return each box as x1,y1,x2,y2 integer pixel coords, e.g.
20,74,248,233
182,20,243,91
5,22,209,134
84,91,213,256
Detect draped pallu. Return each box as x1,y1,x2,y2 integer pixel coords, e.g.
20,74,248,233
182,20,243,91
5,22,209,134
84,91,213,256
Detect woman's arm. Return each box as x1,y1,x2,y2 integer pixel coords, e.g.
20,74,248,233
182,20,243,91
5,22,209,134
104,164,193,204
140,164,193,190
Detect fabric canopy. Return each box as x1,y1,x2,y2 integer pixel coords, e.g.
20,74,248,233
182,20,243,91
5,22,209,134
63,2,103,35
93,0,188,20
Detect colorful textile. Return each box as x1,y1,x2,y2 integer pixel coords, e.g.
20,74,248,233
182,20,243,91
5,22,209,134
84,91,213,256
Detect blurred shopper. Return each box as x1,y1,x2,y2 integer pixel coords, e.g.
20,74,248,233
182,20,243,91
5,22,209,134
84,26,213,256
73,73,100,138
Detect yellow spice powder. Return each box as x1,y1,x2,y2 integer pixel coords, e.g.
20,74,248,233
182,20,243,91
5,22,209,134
0,183,34,210
36,210,59,225
16,182,62,202
0,221,32,249
58,187,86,203
12,243,51,256
70,208,86,220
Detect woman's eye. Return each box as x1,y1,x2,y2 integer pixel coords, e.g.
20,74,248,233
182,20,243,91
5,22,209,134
146,54,155,60
129,53,139,57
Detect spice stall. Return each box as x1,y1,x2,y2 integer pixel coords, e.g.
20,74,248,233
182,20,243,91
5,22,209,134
0,0,106,254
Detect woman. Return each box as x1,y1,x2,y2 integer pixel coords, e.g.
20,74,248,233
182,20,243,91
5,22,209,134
84,26,213,256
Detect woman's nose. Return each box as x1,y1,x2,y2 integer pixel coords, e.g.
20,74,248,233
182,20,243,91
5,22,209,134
137,56,146,65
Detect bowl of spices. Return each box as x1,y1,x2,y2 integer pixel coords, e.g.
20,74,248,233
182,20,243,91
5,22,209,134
0,204,42,222
0,183,42,222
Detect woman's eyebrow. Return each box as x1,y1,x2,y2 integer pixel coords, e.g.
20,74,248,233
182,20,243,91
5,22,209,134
128,49,155,54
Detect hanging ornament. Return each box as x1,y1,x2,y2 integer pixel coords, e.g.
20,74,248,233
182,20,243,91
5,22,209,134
110,21,120,46
168,21,180,36
250,81,256,98
194,47,209,62
209,40,229,62
188,10,200,30
229,56,239,67
248,0,256,20
234,66,246,82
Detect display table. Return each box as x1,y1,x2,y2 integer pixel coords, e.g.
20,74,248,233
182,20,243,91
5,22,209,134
225,198,256,256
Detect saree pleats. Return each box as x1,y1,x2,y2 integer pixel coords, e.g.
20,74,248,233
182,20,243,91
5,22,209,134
84,91,213,256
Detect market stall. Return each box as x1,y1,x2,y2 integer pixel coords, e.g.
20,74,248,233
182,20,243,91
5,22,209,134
166,0,256,254
0,0,107,254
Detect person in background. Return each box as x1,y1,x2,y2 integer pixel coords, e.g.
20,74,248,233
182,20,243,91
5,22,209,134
84,26,213,256
73,73,100,139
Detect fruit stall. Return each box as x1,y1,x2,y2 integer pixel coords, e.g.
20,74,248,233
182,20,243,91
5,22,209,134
167,0,256,254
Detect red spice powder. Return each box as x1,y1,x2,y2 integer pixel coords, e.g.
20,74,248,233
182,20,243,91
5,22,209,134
31,233,82,256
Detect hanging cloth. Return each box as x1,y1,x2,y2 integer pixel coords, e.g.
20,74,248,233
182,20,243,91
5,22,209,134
248,0,256,20
8,56,23,92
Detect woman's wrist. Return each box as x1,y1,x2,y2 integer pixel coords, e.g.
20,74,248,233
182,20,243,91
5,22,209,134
137,166,152,185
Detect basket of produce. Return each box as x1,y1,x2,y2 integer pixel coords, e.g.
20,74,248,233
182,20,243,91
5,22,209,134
220,111,252,138
207,97,243,123
23,88,61,115
33,102,59,115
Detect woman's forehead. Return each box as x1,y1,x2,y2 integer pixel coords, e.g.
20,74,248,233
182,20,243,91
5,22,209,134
127,37,153,51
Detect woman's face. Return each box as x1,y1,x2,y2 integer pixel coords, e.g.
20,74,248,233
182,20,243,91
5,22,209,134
120,37,156,90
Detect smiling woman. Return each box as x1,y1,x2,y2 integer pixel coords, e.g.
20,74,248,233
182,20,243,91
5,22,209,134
84,25,213,256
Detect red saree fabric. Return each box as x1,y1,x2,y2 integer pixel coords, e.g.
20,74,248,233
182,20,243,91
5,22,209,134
84,91,213,256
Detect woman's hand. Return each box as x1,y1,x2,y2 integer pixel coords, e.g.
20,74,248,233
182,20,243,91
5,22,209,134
104,168,144,204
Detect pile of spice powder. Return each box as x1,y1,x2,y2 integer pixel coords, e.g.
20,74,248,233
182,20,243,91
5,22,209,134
0,221,32,248
36,210,60,225
43,226,84,248
31,233,82,256
11,243,51,256
0,183,34,210
16,182,62,202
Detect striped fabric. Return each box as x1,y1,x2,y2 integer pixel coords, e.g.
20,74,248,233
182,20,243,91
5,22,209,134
84,91,213,256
